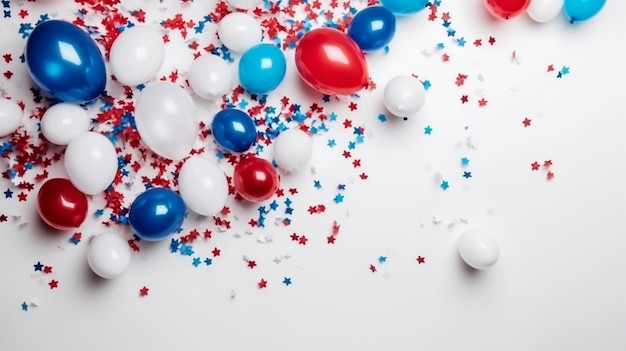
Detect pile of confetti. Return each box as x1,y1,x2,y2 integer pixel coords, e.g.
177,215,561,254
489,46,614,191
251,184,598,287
0,0,570,312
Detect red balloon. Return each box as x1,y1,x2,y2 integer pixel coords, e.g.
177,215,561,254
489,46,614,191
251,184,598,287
483,0,530,19
233,156,280,202
295,28,369,95
37,178,88,230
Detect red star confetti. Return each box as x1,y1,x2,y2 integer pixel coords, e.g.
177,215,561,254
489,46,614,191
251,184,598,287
139,286,149,297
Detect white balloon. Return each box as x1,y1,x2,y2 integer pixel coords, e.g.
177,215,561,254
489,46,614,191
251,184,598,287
226,0,262,10
458,229,500,270
0,98,23,137
188,54,233,100
217,12,263,53
135,81,198,160
109,26,165,86
383,75,426,118
273,129,313,172
178,156,229,216
41,103,91,145
87,232,132,279
64,132,118,195
527,0,564,23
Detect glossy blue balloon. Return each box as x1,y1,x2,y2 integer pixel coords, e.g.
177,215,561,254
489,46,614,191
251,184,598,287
238,44,287,95
564,0,606,22
129,188,186,241
348,6,397,52
211,108,257,153
379,0,429,15
24,20,106,103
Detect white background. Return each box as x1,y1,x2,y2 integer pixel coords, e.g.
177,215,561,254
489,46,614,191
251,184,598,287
1,0,625,350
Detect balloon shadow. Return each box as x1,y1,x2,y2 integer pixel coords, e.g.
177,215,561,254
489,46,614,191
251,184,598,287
30,206,75,242
457,252,483,277
294,76,330,101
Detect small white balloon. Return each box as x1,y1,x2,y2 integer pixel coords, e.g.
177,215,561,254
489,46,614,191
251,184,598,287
41,103,91,145
109,26,166,86
527,0,564,23
64,132,118,195
87,232,132,279
0,98,23,137
458,229,500,270
217,12,263,53
273,129,313,172
383,75,426,118
178,156,229,216
226,0,262,9
135,81,199,160
188,54,233,100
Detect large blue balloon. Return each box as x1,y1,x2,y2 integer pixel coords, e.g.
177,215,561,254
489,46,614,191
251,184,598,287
348,6,397,52
129,188,186,241
24,20,106,103
211,108,257,153
564,0,606,22
238,44,286,95
379,0,430,15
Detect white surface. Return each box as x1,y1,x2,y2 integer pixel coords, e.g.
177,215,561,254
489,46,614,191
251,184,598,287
1,1,626,351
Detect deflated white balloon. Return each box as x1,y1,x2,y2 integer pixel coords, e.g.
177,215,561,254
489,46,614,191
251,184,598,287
188,54,233,100
226,0,262,10
109,26,165,86
178,156,229,216
527,0,563,23
0,98,23,137
41,103,90,145
273,129,313,172
458,229,500,270
64,132,118,195
383,75,426,118
135,81,198,160
217,12,263,53
87,232,132,279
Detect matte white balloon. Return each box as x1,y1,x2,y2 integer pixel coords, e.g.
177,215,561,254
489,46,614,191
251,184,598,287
188,54,233,100
0,98,23,137
527,0,564,23
178,156,229,216
64,132,118,195
41,103,91,145
109,26,165,86
273,129,313,172
217,12,263,53
134,81,198,160
226,0,262,9
383,75,426,118
87,232,132,279
458,229,500,270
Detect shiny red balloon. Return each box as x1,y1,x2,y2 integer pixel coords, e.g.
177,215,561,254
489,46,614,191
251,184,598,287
37,178,88,230
483,0,530,19
295,28,369,95
233,156,280,202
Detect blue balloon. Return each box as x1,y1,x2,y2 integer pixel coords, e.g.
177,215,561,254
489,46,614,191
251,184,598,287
129,188,186,241
211,108,257,153
348,6,397,52
379,0,429,15
564,0,606,22
24,20,106,103
238,44,286,95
